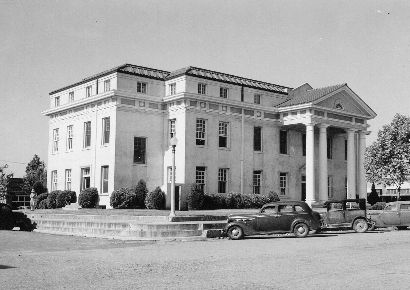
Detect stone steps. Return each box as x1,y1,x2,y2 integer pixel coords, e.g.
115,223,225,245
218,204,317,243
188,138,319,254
26,213,227,241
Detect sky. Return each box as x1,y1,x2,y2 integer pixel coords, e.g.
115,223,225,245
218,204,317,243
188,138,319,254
1,0,409,177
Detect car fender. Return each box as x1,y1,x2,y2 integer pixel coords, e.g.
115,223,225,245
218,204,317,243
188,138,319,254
351,216,369,227
291,218,311,231
224,221,254,236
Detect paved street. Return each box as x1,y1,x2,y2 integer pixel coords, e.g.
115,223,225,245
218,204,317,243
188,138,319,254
1,229,410,289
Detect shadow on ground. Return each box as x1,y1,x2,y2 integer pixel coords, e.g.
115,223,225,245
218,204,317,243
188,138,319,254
0,204,36,231
0,265,17,269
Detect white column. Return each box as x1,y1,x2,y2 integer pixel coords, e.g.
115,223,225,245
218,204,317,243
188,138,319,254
347,129,356,199
358,131,367,199
319,124,329,202
305,123,316,206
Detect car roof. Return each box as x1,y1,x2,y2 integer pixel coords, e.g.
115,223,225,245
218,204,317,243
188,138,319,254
262,201,308,207
324,198,366,204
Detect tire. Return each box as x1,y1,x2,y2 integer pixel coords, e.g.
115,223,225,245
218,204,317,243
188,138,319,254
396,226,408,230
353,219,368,233
227,225,244,240
294,223,309,238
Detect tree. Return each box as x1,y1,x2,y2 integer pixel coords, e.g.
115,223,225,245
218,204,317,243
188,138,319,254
0,164,13,204
23,155,47,194
365,114,410,200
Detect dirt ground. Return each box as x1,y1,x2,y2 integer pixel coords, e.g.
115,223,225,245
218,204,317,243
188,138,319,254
1,229,410,289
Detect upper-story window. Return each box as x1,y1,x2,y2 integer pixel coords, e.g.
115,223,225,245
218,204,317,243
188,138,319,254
254,127,262,152
254,94,261,104
102,117,110,145
133,137,146,164
52,128,59,153
83,121,91,148
86,85,92,98
220,87,228,98
67,125,73,150
104,79,110,92
218,122,229,148
327,137,333,159
196,119,206,146
137,82,147,94
69,91,74,102
198,83,206,95
169,83,176,95
169,119,176,139
54,96,60,107
280,130,288,154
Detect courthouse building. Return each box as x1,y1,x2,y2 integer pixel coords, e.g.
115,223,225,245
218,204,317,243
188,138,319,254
44,64,376,208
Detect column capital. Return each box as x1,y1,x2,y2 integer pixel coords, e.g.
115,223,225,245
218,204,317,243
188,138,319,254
318,123,330,129
346,128,357,133
304,122,317,127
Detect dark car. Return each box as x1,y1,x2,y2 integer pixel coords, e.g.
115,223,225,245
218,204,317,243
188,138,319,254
367,201,410,230
320,199,370,233
224,201,321,239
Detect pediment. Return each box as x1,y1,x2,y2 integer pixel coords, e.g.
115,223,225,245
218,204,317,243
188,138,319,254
315,89,373,117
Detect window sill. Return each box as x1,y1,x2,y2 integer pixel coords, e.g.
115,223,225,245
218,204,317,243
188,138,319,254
218,147,230,151
254,151,263,154
82,147,92,151
99,194,109,196
133,163,147,167
196,145,207,149
101,144,110,148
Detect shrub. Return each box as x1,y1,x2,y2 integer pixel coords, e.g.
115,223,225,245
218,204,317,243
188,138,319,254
35,192,49,209
203,193,226,209
225,192,243,209
78,187,99,208
37,199,48,209
145,187,165,209
47,190,61,209
134,179,148,208
110,188,137,209
267,191,280,203
370,202,386,210
187,184,205,210
55,190,76,208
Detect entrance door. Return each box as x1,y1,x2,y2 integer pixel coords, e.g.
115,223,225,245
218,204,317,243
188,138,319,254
301,175,306,201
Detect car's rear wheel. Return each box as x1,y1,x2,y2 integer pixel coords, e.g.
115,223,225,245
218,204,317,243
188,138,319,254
227,225,244,240
294,223,309,238
353,219,368,233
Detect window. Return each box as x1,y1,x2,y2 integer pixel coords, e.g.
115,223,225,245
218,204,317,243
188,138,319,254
169,119,176,138
104,79,110,92
220,87,228,98
67,125,73,150
254,127,262,151
54,96,60,107
344,139,348,161
69,91,74,102
196,166,206,191
198,83,206,95
218,168,228,193
101,166,109,194
169,83,176,95
133,137,146,164
254,94,261,104
167,166,176,183
52,128,59,153
327,137,333,159
86,85,92,97
280,130,288,154
51,170,57,191
137,82,147,94
196,119,206,146
102,117,110,144
302,134,306,156
280,172,288,195
81,167,90,190
218,122,228,148
328,176,333,198
278,205,293,213
83,121,91,148
253,170,262,194
65,169,71,190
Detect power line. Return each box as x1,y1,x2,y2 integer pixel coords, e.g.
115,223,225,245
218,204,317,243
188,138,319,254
0,160,27,165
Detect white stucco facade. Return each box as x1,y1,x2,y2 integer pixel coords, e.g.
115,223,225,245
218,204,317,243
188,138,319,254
44,64,376,209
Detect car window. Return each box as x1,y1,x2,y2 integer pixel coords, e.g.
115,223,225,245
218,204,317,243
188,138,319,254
262,206,276,214
329,203,343,211
346,202,360,210
294,205,305,212
400,204,410,211
385,204,398,211
278,205,293,213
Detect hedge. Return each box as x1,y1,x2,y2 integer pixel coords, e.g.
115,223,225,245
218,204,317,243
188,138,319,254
201,191,280,210
78,187,99,208
110,188,137,209
35,192,49,209
134,179,148,208
145,187,165,210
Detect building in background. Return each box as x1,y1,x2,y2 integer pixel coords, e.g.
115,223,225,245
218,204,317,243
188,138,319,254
43,64,376,208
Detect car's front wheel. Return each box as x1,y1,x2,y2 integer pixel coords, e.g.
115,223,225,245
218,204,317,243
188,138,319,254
294,223,309,238
227,225,244,240
353,219,368,233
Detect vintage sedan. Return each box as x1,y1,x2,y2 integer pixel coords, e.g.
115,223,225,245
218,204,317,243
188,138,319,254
367,201,410,230
224,201,321,239
320,199,370,233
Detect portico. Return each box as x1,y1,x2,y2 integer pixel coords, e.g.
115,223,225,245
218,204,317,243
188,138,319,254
278,83,376,206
